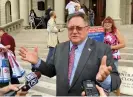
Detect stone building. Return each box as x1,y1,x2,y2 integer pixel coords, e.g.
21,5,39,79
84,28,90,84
0,0,133,26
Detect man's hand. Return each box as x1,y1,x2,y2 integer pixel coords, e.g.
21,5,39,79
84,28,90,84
81,85,107,96
19,47,39,64
96,56,112,82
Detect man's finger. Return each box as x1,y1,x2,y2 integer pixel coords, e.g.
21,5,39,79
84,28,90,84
34,47,38,53
19,48,27,55
107,66,112,72
19,52,26,58
101,66,112,77
100,71,107,80
103,69,111,77
101,56,107,66
20,47,28,52
96,73,103,81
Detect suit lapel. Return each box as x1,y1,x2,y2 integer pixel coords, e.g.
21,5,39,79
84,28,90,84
60,41,70,88
69,39,94,89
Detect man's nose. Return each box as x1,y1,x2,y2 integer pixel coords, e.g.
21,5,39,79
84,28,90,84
73,27,78,33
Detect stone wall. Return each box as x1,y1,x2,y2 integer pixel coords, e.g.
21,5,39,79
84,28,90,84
47,0,54,10
32,0,45,17
0,0,9,25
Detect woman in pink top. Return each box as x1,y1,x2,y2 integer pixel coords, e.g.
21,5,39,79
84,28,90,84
102,16,125,96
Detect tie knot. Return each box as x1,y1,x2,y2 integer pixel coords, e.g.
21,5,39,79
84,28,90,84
72,45,78,50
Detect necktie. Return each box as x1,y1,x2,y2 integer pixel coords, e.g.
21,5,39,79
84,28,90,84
68,45,77,84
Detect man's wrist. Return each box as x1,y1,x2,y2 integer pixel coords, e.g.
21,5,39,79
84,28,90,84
97,75,111,90
32,58,41,68
34,58,40,65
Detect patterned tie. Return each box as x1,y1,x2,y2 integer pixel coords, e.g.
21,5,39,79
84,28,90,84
68,45,77,83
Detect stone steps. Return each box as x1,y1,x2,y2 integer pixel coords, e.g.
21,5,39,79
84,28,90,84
16,43,47,49
119,59,133,67
120,48,133,53
120,53,133,60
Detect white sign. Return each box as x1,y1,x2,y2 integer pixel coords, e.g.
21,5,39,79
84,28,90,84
118,66,133,95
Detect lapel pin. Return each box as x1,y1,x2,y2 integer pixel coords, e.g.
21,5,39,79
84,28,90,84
88,48,91,51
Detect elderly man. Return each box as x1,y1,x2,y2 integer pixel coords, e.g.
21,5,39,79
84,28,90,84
19,12,121,96
46,11,60,63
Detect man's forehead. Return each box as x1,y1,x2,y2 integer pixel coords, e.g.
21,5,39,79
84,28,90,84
67,17,86,26
67,23,86,27
69,16,84,21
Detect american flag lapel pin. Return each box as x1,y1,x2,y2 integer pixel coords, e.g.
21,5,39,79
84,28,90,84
88,48,91,51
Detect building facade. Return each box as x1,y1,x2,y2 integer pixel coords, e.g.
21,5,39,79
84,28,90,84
0,0,133,26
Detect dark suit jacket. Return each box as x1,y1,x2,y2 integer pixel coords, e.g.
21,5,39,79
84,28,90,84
36,38,121,96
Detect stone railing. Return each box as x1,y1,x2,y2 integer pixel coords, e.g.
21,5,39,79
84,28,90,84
0,19,24,34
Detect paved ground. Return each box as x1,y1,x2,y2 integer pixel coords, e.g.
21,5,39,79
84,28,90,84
12,25,133,96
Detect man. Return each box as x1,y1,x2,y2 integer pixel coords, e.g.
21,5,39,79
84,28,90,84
89,8,95,26
0,84,27,96
46,11,60,63
0,28,20,86
19,12,121,96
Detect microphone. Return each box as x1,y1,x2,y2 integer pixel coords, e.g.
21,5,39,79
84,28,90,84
4,72,41,96
21,71,41,91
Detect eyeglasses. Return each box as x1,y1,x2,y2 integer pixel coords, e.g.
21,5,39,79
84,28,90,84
67,26,88,32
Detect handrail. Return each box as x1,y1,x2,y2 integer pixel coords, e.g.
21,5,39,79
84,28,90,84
0,19,24,33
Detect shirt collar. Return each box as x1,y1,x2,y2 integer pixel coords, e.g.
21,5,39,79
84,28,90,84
70,37,88,52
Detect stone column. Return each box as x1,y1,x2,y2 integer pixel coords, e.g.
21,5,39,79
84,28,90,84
29,0,32,13
11,0,19,21
54,0,65,24
106,0,121,25
20,0,29,26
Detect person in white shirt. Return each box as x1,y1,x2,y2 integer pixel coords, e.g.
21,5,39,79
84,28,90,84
66,0,78,14
46,11,60,63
